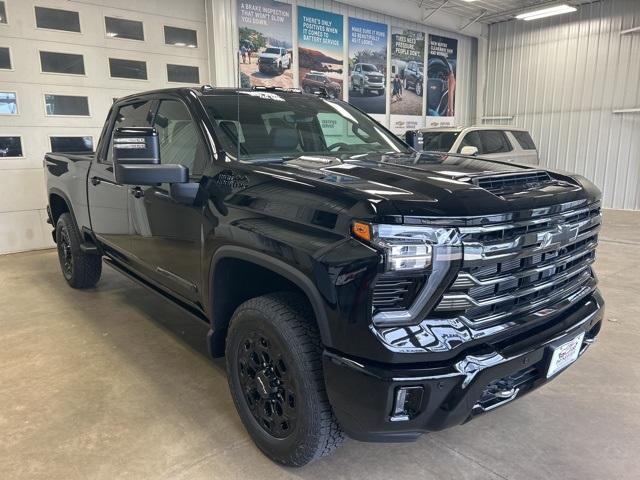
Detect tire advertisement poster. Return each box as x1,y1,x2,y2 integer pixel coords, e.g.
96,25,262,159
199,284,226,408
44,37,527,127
238,0,293,88
298,7,344,100
347,17,387,122
390,28,425,134
426,34,458,127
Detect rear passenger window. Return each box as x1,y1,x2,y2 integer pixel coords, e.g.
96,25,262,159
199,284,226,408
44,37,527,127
511,130,536,150
152,100,208,177
458,131,482,152
478,131,512,154
105,101,154,163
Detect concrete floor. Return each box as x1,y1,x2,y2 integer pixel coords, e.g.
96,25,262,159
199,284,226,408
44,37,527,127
1,209,639,480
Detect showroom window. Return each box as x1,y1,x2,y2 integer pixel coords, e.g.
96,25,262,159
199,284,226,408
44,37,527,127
0,136,23,158
164,26,198,48
50,136,93,153
0,47,11,69
0,92,18,115
109,58,147,80
35,6,81,33
45,94,90,116
167,64,199,84
40,51,85,75
0,1,7,24
105,17,144,41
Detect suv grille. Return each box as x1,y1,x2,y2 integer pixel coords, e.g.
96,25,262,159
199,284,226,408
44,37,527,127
434,202,601,327
473,171,553,193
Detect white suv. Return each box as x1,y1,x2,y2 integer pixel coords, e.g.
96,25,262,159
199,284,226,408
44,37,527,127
409,126,539,165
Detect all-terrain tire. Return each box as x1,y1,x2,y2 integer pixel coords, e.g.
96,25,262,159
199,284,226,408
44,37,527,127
225,292,345,466
56,213,102,289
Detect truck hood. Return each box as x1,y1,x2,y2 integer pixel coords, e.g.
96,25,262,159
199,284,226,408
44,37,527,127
259,53,280,59
250,152,600,219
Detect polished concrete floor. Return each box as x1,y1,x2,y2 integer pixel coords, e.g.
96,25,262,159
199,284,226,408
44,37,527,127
1,209,639,480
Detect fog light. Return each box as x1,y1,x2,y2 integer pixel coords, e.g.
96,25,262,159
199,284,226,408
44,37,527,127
390,386,423,422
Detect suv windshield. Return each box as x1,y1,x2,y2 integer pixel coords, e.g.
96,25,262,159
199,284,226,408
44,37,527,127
200,92,410,162
264,48,281,54
361,65,377,72
421,131,459,152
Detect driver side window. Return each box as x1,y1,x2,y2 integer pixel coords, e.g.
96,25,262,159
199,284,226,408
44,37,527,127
152,99,208,178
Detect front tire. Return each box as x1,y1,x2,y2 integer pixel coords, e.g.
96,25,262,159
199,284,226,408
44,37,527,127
56,213,102,289
416,81,423,97
226,293,344,466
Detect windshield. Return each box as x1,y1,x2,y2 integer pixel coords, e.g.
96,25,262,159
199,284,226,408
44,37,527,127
421,131,459,152
200,92,411,162
264,48,280,54
361,65,377,72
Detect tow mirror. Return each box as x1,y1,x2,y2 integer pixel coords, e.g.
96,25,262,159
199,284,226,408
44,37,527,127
460,146,479,156
113,127,188,186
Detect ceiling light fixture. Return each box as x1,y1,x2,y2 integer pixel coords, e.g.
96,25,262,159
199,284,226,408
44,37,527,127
515,4,577,21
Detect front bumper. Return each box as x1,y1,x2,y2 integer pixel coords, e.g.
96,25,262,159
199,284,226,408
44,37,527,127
323,291,603,442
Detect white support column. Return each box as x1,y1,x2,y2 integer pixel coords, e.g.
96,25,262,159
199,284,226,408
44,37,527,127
475,35,488,125
205,0,238,87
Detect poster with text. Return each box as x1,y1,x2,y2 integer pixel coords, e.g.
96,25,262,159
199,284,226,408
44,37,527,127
348,17,387,120
390,28,425,134
426,34,458,127
238,0,293,88
298,7,344,99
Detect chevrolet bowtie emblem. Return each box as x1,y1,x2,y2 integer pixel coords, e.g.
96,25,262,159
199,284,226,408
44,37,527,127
540,224,580,248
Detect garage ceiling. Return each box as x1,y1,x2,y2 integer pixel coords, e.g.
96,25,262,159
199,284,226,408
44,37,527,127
414,0,602,24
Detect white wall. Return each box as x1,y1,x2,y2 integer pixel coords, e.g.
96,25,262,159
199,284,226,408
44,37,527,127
0,0,209,254
482,0,640,210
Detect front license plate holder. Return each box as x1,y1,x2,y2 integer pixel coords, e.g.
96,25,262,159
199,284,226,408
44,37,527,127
546,332,585,378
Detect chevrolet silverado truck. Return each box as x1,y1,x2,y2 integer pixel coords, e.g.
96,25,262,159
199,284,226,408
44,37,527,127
258,47,292,74
46,86,604,467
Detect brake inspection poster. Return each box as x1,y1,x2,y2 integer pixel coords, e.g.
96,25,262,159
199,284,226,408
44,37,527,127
390,28,426,134
426,34,458,127
298,7,344,100
238,0,293,88
347,17,388,122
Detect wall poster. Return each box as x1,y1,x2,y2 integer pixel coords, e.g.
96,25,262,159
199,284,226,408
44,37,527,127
348,17,387,122
297,6,344,100
238,0,293,88
426,34,458,127
390,28,425,134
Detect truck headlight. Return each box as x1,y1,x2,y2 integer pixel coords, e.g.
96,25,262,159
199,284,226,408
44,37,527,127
352,221,463,326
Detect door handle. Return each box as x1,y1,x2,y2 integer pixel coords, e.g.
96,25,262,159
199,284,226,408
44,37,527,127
131,187,144,198
91,176,101,186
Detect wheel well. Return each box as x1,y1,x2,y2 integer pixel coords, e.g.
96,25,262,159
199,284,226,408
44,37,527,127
49,193,70,226
209,257,316,357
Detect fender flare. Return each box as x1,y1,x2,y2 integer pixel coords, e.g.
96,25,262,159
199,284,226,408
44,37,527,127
48,187,80,231
208,245,332,346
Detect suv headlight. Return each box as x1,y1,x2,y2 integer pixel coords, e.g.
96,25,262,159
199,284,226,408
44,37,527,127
352,222,462,326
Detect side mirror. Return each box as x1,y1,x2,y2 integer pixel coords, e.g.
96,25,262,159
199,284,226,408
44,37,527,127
113,127,188,186
460,146,479,156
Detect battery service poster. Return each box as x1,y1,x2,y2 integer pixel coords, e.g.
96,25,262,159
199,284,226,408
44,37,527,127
348,17,387,122
238,0,293,88
390,28,425,134
298,7,344,100
426,34,458,127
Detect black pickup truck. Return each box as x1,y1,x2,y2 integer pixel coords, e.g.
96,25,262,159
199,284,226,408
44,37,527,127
46,87,604,466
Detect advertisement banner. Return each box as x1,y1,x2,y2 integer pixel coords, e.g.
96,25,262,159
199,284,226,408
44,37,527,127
238,0,293,88
348,17,387,120
298,7,344,100
426,34,458,127
390,28,425,134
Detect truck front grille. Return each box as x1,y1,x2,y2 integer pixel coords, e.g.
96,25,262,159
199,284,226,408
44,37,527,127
434,202,601,327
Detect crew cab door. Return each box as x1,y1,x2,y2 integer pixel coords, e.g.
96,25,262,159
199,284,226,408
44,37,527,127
458,130,515,162
88,100,155,257
126,97,209,303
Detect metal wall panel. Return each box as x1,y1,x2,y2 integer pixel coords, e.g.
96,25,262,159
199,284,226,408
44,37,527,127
484,0,640,210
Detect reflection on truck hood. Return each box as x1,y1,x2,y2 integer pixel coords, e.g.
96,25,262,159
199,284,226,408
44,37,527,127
251,152,600,218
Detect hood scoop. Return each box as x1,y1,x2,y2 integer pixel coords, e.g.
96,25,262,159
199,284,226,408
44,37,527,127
472,170,554,193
